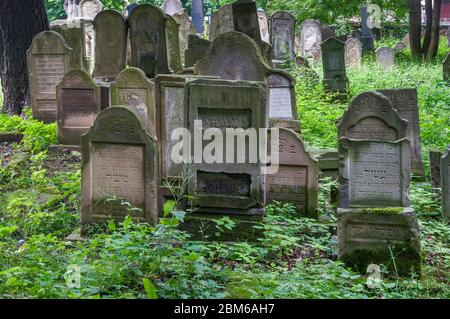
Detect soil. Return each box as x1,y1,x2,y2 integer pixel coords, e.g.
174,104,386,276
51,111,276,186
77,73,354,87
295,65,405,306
43,146,81,177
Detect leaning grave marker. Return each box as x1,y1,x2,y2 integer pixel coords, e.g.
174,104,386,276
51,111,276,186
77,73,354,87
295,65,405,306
165,14,183,74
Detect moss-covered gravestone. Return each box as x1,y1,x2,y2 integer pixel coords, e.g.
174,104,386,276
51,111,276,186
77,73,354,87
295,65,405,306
376,47,395,70
56,69,101,145
345,38,362,67
81,106,159,225
165,15,182,74
269,11,296,64
320,37,348,94
184,35,211,68
298,19,322,62
173,12,196,68
442,146,450,220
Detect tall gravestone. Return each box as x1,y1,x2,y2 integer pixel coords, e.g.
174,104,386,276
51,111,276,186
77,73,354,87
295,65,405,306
232,0,261,42
129,4,170,78
442,146,450,219
27,31,70,123
50,22,88,71
444,52,450,83
345,38,363,67
79,0,103,19
360,5,375,52
173,12,196,68
257,9,270,43
429,150,442,189
377,89,425,178
266,128,318,217
184,34,211,68
208,4,234,41
161,0,184,16
165,15,183,73
321,37,348,94
196,32,272,81
270,11,296,64
376,47,395,70
56,69,101,145
92,10,128,81
191,0,205,34
299,19,322,62
110,68,156,135
81,106,159,225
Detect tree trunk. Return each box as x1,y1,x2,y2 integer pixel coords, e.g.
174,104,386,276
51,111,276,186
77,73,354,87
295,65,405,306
0,0,49,115
422,0,433,54
426,0,442,59
408,0,422,59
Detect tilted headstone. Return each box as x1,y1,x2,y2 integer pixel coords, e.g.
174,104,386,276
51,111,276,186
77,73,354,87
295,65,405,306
92,10,128,81
184,34,211,68
442,146,450,219
186,78,267,215
81,106,159,225
79,0,103,19
270,11,296,63
50,21,87,71
165,15,183,73
56,69,101,145
360,5,375,52
321,37,348,93
161,0,184,16
232,0,261,43
129,4,170,78
173,12,196,68
27,31,70,123
191,0,205,34
376,47,395,70
195,31,272,81
345,38,363,67
110,67,156,135
266,128,318,216
299,19,322,62
377,89,425,178
443,52,450,83
257,9,270,43
208,4,234,41
429,150,442,189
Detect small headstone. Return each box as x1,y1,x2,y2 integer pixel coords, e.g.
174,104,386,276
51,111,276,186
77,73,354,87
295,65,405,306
50,21,87,71
429,150,442,189
110,67,156,135
165,15,183,73
92,10,128,81
266,128,318,216
345,38,363,67
377,89,425,178
161,0,184,16
173,12,196,68
402,33,410,48
376,47,395,70
394,41,407,52
442,146,450,219
79,0,103,20
56,69,101,145
257,9,270,43
184,34,211,68
195,31,272,81
270,11,296,63
321,37,348,94
360,5,375,52
27,31,70,123
191,0,205,34
299,19,322,62
443,52,450,83
81,106,159,225
129,4,170,78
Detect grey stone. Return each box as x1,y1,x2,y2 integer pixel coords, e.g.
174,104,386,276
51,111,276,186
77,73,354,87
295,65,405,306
208,4,233,42
270,11,296,63
191,0,204,34
79,0,103,19
165,15,183,73
321,37,348,93
345,38,363,67
394,41,407,52
429,150,442,189
376,47,395,70
442,146,450,219
173,12,196,68
321,24,336,41
184,34,211,68
257,9,270,43
299,19,322,62
161,0,184,16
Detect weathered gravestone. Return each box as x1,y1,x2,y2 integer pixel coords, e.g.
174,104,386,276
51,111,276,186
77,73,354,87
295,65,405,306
209,4,234,41
129,4,170,78
376,47,395,70
162,0,184,16
321,24,336,41
402,33,410,48
270,11,296,63
429,150,442,189
442,146,450,219
345,38,363,67
257,9,270,43
110,68,155,135
165,15,183,73
186,78,267,215
299,19,322,62
266,128,318,217
81,106,159,225
173,12,196,68
56,69,101,145
79,0,103,19
321,37,348,94
232,0,261,43
184,34,211,68
125,3,138,16
360,5,375,52
65,0,81,18
196,31,272,81
27,31,70,123
394,42,407,52
191,0,205,34
267,69,300,132
377,89,425,178
444,52,450,83
92,10,128,81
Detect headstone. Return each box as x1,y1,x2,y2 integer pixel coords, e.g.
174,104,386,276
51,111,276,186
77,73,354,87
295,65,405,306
165,15,183,73
345,38,363,67
377,89,425,178
257,9,270,43
81,106,159,225
442,146,450,219
92,10,128,81
443,52,450,83
195,31,272,81
191,0,205,34
79,0,103,19
321,37,348,94
266,128,318,216
50,21,87,71
360,5,375,52
56,69,101,145
129,4,170,78
65,0,81,19
162,0,184,16
299,19,322,62
270,11,296,63
232,0,261,42
110,68,155,134
27,31,70,123
186,78,267,215
429,150,442,189
184,34,211,68
321,24,335,41
173,12,196,68
376,47,395,70
402,33,410,48
208,4,234,41
394,42,407,52
125,3,138,17
295,56,310,68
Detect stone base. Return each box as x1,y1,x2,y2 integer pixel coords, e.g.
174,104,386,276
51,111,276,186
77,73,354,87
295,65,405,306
337,207,422,276
48,144,81,153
